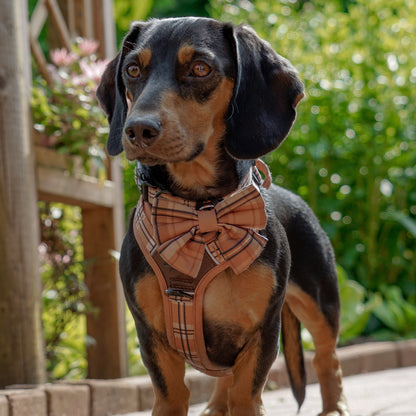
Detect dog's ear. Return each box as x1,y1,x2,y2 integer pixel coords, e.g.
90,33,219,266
96,22,146,156
224,25,304,159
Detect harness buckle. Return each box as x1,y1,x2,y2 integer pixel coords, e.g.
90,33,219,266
165,288,194,300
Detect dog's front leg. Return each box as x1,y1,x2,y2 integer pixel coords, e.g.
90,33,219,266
133,272,190,415
201,330,274,416
228,332,272,416
141,337,190,416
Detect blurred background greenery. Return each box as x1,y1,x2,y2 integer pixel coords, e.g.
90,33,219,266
33,0,416,379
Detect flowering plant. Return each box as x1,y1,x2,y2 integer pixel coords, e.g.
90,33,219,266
31,38,109,179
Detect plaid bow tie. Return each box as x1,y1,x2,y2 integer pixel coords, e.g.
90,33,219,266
135,167,269,278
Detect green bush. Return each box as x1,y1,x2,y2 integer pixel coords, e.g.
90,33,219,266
337,266,381,344
372,285,416,340
39,202,91,380
210,0,416,299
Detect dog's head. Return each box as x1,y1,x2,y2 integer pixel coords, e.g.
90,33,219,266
97,17,304,164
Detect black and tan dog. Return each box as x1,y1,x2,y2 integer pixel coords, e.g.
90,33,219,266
97,17,349,416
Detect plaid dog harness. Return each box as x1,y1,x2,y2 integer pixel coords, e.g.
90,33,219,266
133,160,271,376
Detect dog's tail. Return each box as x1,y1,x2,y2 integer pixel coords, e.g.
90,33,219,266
281,302,306,411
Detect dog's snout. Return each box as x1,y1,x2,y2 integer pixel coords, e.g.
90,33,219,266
125,116,161,146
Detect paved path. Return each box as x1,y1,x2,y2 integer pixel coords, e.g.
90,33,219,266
124,366,416,415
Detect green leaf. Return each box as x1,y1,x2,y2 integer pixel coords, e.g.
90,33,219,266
373,286,416,334
384,211,416,239
338,271,382,343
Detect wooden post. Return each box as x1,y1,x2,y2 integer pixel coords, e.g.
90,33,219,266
82,207,127,378
72,0,94,40
79,0,127,379
92,0,117,58
0,0,46,388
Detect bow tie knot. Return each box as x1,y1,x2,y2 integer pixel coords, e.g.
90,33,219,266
197,205,219,234
145,182,268,277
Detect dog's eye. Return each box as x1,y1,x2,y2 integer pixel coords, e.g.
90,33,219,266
191,62,211,78
126,64,141,78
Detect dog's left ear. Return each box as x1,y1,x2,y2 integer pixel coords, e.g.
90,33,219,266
224,24,304,159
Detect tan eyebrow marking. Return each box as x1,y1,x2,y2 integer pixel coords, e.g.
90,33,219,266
138,48,152,67
177,45,195,65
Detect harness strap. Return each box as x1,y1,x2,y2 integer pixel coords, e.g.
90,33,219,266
134,203,232,376
255,159,272,189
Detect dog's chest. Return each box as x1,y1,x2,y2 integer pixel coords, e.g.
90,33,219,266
203,263,275,329
135,262,275,348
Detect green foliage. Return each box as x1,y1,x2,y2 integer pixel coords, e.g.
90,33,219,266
31,39,109,180
123,159,141,219
150,0,209,18
337,266,381,344
39,202,92,380
114,0,154,44
113,0,211,45
210,0,416,298
372,285,416,339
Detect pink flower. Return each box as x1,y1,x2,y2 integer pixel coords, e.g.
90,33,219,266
50,48,78,67
78,39,99,56
62,254,71,264
79,59,109,84
46,64,65,84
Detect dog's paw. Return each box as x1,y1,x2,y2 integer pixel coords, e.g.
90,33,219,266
318,399,350,416
319,412,350,416
200,406,229,416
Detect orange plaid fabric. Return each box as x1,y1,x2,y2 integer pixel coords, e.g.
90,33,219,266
167,292,207,370
136,173,268,278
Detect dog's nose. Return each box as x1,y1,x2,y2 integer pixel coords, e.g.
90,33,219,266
124,116,161,146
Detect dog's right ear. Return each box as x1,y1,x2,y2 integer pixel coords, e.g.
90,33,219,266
96,54,119,122
96,22,146,156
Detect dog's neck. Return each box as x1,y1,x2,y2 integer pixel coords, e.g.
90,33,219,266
136,157,254,202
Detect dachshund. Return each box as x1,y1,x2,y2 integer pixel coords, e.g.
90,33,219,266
97,16,349,416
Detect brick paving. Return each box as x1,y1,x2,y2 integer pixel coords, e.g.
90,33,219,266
127,366,416,416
